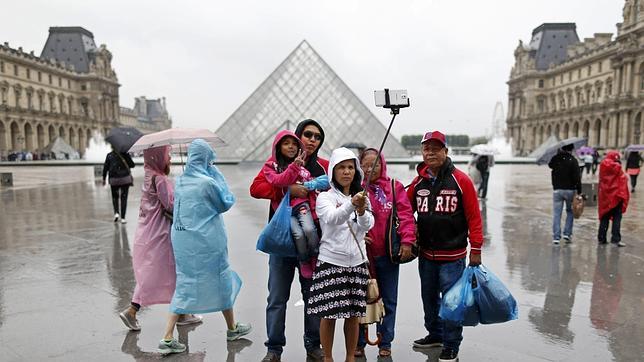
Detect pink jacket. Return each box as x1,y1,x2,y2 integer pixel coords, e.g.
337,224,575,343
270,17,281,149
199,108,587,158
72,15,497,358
131,145,176,306
262,130,318,214
362,149,416,257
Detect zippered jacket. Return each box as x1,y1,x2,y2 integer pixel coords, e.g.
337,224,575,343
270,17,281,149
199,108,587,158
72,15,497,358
316,148,374,267
406,158,483,261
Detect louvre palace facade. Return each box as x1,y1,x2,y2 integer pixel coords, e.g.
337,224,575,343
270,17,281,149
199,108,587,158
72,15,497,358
0,27,171,158
507,0,644,155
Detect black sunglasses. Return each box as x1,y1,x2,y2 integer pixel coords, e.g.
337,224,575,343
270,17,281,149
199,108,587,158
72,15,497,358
302,130,322,141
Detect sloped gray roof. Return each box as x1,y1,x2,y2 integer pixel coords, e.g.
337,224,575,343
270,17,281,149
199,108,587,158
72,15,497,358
146,99,165,118
40,27,97,73
530,23,579,71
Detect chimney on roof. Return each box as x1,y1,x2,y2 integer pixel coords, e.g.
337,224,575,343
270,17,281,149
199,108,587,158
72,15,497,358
161,97,166,110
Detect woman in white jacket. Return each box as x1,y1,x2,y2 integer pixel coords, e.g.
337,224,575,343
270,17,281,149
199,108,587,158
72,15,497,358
307,147,374,362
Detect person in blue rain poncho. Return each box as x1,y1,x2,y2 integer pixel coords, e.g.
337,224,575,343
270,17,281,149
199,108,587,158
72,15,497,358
157,139,252,355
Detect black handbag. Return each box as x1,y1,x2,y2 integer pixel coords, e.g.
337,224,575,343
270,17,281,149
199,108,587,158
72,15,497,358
386,178,418,264
109,174,133,186
109,152,133,186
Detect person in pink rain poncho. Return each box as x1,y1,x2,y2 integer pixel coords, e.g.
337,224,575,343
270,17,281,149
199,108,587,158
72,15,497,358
118,145,201,331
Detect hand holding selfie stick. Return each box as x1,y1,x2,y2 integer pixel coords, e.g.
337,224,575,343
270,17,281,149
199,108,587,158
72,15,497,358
362,89,410,195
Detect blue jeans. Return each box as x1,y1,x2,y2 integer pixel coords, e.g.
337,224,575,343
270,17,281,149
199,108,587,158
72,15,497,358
598,202,623,243
418,257,465,352
291,203,320,261
552,189,575,240
265,255,321,355
358,256,400,349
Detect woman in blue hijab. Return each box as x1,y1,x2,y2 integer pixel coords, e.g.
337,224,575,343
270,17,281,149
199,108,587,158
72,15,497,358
158,139,251,355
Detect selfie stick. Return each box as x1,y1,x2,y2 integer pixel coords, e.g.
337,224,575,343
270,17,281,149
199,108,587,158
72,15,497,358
363,113,397,193
362,90,410,194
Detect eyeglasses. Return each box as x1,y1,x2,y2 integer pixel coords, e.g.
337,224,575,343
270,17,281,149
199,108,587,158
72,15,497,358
302,131,322,141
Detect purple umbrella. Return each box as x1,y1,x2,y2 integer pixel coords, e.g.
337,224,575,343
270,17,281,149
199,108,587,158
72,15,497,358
625,144,644,152
576,145,595,156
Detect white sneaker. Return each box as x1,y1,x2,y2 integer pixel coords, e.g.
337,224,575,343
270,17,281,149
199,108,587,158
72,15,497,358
121,219,127,224
552,239,560,245
114,213,120,222
176,314,203,326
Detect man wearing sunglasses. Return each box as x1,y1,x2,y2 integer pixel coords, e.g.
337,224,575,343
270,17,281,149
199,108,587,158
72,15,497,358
250,119,328,362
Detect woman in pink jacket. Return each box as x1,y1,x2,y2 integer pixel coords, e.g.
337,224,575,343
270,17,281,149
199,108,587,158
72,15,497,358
118,146,200,330
355,148,417,358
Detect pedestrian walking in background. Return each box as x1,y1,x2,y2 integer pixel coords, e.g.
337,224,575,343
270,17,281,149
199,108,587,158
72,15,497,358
250,119,328,362
592,150,600,176
476,154,492,199
307,147,373,362
118,146,201,332
159,139,251,355
102,146,135,224
548,144,582,245
583,152,594,176
354,148,416,358
598,151,630,247
407,131,483,362
625,151,642,192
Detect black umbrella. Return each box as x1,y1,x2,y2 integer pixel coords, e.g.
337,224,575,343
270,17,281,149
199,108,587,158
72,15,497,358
105,127,144,153
535,137,587,165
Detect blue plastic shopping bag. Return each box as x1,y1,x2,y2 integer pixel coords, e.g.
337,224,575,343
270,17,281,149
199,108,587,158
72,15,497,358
472,265,518,324
439,267,479,326
256,191,297,257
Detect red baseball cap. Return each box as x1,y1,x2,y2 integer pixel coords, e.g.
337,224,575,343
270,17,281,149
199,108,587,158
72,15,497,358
421,131,447,147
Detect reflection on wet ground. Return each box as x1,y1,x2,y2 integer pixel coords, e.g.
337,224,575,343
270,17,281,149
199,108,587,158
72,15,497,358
0,163,642,361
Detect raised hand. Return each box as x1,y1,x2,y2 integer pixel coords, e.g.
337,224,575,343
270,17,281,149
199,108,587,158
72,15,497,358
294,149,306,166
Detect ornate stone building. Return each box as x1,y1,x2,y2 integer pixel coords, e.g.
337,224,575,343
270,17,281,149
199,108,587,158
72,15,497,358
119,96,172,134
507,0,644,155
0,27,171,158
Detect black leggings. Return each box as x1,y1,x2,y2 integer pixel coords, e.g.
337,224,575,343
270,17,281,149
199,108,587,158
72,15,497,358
631,174,638,190
110,185,129,217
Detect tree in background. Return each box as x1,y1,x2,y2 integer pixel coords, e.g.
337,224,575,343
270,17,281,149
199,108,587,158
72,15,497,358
446,135,469,147
401,134,423,149
401,134,470,149
469,136,490,146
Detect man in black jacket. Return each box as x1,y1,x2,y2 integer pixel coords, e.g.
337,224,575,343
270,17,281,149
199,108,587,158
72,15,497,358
548,144,582,245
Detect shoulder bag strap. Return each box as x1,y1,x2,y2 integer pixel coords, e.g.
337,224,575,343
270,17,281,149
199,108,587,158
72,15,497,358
114,152,131,173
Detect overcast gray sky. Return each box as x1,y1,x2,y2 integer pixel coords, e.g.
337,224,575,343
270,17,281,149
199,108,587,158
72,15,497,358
1,0,622,138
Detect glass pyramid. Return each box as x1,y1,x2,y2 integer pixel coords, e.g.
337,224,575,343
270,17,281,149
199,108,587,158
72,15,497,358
214,40,408,161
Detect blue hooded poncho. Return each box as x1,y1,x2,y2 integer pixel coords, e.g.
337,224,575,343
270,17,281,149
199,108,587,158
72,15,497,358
169,139,242,314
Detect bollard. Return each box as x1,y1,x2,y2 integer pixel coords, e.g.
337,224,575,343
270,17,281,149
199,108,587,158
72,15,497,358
1,172,13,187
94,165,103,178
582,182,598,207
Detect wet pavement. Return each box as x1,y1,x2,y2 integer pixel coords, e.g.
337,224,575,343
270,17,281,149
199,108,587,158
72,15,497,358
0,163,642,361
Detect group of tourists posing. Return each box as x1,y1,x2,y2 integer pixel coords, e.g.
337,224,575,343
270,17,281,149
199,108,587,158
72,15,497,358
251,119,483,362
113,118,484,362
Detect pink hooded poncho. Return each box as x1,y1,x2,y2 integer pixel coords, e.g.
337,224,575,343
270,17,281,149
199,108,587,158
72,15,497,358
131,145,176,306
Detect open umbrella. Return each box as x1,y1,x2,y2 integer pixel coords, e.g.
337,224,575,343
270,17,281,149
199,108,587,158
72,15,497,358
536,137,587,165
128,128,226,153
105,127,144,153
625,144,644,152
576,145,595,156
128,128,227,169
470,144,499,156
